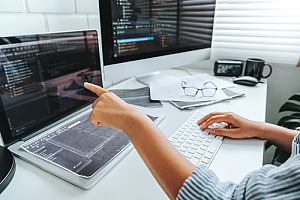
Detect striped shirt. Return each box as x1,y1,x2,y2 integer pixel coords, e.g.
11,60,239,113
177,133,300,200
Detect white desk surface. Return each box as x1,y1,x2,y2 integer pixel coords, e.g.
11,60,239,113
0,68,267,200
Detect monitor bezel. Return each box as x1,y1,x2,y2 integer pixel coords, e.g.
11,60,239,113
0,30,102,147
99,0,214,66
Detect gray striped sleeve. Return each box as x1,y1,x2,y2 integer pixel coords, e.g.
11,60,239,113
292,132,300,156
177,164,237,200
177,134,300,200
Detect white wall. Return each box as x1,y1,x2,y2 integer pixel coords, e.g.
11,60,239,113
0,0,100,36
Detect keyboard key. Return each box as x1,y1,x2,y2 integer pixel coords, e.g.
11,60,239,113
202,131,209,135
208,134,216,139
190,138,196,142
200,145,208,151
188,148,196,154
198,134,206,139
175,141,183,146
201,157,210,164
191,133,198,137
173,134,180,139
190,157,200,166
183,143,190,148
179,146,188,153
186,143,193,149
175,134,182,139
195,129,203,134
194,141,202,146
181,135,188,140
186,139,193,145
202,143,210,147
195,140,203,146
191,124,198,129
169,137,176,143
184,152,193,159
183,132,190,137
196,149,205,155
178,138,185,143
204,152,213,159
216,136,223,141
190,135,198,140
201,162,209,167
194,153,203,159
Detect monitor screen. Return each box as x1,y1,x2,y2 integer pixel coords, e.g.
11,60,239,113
100,0,216,65
0,30,102,146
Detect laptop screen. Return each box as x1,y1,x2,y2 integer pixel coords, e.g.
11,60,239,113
0,30,102,146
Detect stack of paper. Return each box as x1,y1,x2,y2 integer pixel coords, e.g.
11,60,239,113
110,87,163,108
149,73,244,109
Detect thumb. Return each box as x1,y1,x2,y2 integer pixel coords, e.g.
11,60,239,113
84,82,107,96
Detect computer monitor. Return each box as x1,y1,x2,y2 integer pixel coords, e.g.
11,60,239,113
99,0,216,85
0,30,102,146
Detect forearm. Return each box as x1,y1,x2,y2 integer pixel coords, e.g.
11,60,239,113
258,123,297,152
124,113,196,200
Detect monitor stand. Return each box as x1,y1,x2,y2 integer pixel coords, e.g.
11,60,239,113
135,71,166,86
135,67,192,86
0,146,15,194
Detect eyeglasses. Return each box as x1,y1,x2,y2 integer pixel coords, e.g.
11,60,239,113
181,81,217,97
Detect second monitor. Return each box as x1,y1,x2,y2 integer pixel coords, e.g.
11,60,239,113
99,0,216,85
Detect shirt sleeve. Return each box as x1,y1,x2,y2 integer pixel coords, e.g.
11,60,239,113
177,164,238,200
177,134,300,200
291,132,300,157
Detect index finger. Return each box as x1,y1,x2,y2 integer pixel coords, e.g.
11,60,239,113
84,82,107,96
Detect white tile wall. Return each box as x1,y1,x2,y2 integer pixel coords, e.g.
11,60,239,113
0,14,46,36
0,0,25,13
0,0,101,36
87,15,100,31
27,0,75,13
76,0,99,13
47,15,88,32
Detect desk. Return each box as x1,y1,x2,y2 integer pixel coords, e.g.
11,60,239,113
0,68,266,200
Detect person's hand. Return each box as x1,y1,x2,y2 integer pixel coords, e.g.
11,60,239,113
84,82,144,132
197,112,265,139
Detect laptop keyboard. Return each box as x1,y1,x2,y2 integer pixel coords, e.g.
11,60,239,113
22,118,131,177
169,111,223,167
21,115,159,178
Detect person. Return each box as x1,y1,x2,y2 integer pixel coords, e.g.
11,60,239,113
84,82,300,200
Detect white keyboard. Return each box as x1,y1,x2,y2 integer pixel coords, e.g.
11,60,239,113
169,111,223,167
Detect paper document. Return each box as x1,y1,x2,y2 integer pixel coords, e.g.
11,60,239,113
110,87,162,107
150,74,235,102
170,87,245,110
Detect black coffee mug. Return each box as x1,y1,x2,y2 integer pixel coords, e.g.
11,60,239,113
245,58,272,81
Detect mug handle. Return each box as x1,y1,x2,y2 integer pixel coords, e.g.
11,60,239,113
262,64,272,78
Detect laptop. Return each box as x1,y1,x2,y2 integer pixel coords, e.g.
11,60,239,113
0,30,161,189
